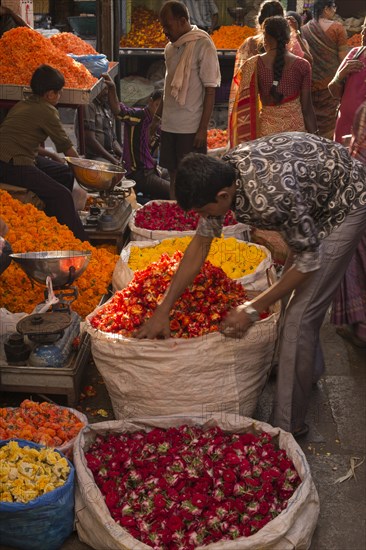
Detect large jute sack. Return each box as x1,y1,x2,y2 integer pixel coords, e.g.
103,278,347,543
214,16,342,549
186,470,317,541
74,415,320,550
112,238,274,293
128,200,251,242
85,303,279,419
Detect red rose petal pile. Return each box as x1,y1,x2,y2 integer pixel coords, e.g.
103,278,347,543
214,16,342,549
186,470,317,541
90,251,247,338
85,425,301,549
134,202,237,232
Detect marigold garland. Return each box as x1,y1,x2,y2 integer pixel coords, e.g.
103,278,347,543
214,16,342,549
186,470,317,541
0,191,118,318
0,27,97,88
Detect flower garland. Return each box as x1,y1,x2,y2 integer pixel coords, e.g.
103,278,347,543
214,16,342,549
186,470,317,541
0,27,97,88
127,236,267,280
85,425,301,548
134,202,237,232
90,250,248,338
0,191,118,318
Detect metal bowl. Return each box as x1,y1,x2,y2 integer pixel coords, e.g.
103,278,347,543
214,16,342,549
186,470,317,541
10,250,91,287
65,157,126,192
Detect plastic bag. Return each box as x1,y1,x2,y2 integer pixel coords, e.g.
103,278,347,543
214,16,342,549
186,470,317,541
68,53,109,77
0,439,75,550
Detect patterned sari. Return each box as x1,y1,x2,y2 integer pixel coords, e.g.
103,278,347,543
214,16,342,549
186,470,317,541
331,101,366,341
301,19,348,139
229,56,305,147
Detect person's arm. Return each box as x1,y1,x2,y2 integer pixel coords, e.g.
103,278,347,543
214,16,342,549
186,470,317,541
296,35,313,64
136,233,213,339
221,265,312,337
193,87,216,148
209,13,218,33
84,129,120,165
102,73,121,116
64,146,79,158
38,146,66,163
328,56,364,99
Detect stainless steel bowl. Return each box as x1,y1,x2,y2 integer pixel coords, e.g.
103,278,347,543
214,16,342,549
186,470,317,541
10,250,92,287
65,157,126,192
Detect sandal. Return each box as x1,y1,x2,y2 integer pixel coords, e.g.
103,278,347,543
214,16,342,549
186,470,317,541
336,327,366,349
293,424,309,439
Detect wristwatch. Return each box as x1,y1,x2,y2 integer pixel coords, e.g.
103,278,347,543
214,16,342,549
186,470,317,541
241,301,260,323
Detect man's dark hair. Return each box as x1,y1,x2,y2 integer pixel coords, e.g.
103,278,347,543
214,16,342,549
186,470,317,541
160,1,189,21
30,64,65,96
151,89,163,101
175,153,236,211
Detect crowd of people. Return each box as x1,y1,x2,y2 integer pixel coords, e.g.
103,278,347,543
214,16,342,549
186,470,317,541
0,0,365,437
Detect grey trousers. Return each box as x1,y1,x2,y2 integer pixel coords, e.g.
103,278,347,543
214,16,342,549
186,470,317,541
273,204,366,433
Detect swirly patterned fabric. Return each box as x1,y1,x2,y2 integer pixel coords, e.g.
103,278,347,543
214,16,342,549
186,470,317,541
198,132,366,272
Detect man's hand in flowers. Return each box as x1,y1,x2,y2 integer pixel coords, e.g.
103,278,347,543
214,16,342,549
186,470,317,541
135,308,171,339
220,305,253,338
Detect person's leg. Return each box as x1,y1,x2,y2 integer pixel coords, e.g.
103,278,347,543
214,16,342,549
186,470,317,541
273,205,366,433
0,161,88,242
143,169,170,200
35,156,74,191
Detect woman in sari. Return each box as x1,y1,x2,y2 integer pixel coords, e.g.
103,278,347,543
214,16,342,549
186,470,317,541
329,17,366,143
301,0,348,139
331,102,366,349
229,16,317,147
228,0,284,134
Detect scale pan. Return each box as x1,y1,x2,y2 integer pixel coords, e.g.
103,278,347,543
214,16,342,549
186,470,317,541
10,250,91,287
65,157,126,191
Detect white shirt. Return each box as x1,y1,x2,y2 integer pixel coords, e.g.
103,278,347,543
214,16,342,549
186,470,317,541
162,35,220,134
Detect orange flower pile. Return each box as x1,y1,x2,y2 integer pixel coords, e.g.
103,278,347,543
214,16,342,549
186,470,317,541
120,6,167,48
49,32,98,55
347,33,361,47
0,399,85,447
207,128,228,149
0,27,97,88
0,191,118,317
211,25,256,50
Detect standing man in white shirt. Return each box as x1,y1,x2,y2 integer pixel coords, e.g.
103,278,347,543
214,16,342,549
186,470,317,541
152,0,221,198
182,0,219,33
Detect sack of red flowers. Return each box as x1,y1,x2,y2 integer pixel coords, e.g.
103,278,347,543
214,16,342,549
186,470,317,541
86,251,279,419
112,238,273,294
73,415,319,550
129,201,251,242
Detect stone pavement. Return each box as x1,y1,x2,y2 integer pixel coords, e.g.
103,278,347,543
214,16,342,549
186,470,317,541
1,312,365,550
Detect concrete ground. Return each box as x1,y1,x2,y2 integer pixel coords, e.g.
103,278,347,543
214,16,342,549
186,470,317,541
0,313,365,550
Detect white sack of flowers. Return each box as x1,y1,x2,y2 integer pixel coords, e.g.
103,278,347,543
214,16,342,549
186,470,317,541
85,308,278,420
128,200,251,242
112,238,273,294
74,415,320,550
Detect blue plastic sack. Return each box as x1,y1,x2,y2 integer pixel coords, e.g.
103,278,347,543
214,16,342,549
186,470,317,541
0,439,75,550
68,53,109,78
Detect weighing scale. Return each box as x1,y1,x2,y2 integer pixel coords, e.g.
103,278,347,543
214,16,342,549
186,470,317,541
0,251,94,406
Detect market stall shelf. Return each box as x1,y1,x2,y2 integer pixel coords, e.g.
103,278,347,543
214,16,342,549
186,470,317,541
0,61,119,154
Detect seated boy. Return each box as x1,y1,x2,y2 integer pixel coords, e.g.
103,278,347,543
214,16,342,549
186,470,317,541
0,64,88,242
103,74,170,200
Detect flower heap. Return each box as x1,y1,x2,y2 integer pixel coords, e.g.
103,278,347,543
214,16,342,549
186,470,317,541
0,441,70,503
0,191,118,317
0,400,85,447
0,27,97,88
134,202,237,232
128,237,267,280
90,251,247,337
211,25,256,50
207,128,228,149
49,32,98,55
85,425,301,549
120,6,167,48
